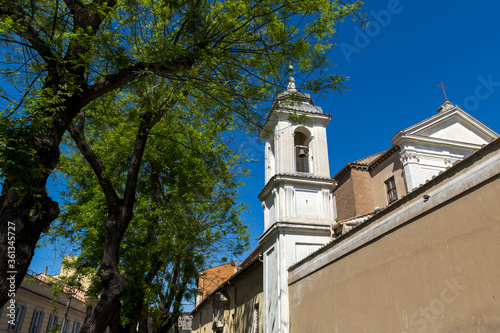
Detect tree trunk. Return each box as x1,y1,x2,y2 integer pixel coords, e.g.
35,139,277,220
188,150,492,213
79,216,127,333
138,318,149,333
0,183,59,306
0,125,64,306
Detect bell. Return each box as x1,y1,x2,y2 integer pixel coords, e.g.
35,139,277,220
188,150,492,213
298,147,308,158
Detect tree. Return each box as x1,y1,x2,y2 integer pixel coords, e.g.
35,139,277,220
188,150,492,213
50,78,249,333
0,0,363,317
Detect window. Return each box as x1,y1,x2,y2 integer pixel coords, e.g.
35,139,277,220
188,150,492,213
385,177,398,204
29,310,44,333
8,305,25,332
46,314,58,333
62,320,71,333
84,307,92,323
71,322,80,333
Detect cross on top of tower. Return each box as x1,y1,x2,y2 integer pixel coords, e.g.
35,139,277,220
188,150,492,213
438,81,448,101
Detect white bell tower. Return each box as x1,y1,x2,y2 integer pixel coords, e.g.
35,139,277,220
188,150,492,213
259,75,336,333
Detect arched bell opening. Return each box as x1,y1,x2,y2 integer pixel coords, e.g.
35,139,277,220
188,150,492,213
294,128,310,173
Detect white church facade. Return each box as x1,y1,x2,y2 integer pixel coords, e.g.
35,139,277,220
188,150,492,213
259,77,336,333
191,78,500,333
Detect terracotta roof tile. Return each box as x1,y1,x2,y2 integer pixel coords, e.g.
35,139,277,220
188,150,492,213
197,262,237,301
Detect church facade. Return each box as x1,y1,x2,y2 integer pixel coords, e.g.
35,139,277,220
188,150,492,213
191,78,500,332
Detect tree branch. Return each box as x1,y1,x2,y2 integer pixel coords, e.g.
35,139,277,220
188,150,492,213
0,7,58,70
68,111,120,209
158,266,188,333
122,104,170,212
81,52,201,108
63,0,112,77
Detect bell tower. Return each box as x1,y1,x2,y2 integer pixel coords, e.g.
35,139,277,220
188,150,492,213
259,74,336,333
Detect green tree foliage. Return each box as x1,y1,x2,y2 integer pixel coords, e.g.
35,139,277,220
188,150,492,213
0,0,364,329
51,78,249,333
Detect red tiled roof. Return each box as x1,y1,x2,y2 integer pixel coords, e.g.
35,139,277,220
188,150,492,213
197,261,237,301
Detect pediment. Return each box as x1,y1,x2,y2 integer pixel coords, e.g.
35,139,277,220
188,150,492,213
417,116,492,145
392,105,498,146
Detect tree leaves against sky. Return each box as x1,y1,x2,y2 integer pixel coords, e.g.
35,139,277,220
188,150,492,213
0,0,364,330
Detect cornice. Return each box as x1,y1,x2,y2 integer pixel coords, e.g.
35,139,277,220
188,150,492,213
258,221,332,244
332,161,370,180
258,173,337,200
392,133,484,150
368,145,400,170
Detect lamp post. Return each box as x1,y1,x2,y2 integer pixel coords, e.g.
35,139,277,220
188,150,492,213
61,292,74,333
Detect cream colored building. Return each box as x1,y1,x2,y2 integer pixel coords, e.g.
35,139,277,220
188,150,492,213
0,270,88,333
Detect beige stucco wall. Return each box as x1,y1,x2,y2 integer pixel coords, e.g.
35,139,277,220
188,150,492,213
0,279,87,333
370,151,407,208
191,302,214,333
232,264,263,333
289,144,500,332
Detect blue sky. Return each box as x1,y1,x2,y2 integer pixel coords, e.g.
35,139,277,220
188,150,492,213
30,0,500,304
237,0,500,262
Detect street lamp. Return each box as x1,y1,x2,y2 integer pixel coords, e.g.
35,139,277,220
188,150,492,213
61,292,74,333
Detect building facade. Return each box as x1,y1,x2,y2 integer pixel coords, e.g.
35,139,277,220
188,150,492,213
191,80,500,332
0,270,88,333
332,99,498,230
191,248,263,333
289,137,500,332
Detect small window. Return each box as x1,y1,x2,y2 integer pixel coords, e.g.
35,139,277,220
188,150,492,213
71,322,80,333
84,307,92,323
62,320,71,333
8,305,25,332
385,177,398,204
46,314,58,333
29,310,44,333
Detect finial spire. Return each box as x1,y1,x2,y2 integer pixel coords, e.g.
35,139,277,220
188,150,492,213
287,76,296,92
287,62,294,76
286,62,296,92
